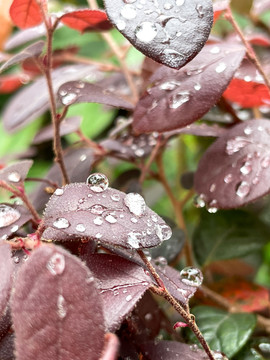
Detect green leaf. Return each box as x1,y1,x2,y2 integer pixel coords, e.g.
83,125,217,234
186,306,257,358
235,338,270,360
193,210,270,266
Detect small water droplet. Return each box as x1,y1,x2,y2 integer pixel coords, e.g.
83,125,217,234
215,62,227,73
164,2,172,9
76,223,86,233
127,231,143,248
145,313,153,321
7,171,21,183
105,214,117,224
151,215,158,223
135,22,158,43
80,154,87,162
53,217,70,229
155,224,172,241
180,266,203,287
123,0,136,3
261,155,270,169
211,351,229,360
87,173,109,193
124,193,146,217
121,4,137,19
190,344,199,352
196,4,204,18
209,183,216,193
59,89,67,96
94,216,103,225
116,20,126,30
131,217,138,223
61,92,78,106
126,295,132,301
169,91,190,109
96,233,102,239
244,126,253,135
0,204,20,228
47,253,65,275
154,256,168,268
244,75,252,82
193,194,205,208
224,173,233,184
210,46,220,54
57,294,67,319
240,161,252,175
194,83,201,91
176,0,185,5
10,224,19,233
54,188,64,196
207,199,218,213
159,80,181,91
13,256,20,264
226,136,249,155
111,194,120,202
90,204,106,215
236,181,250,198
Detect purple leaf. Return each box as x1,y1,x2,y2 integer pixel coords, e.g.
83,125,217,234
0,41,44,73
0,243,13,329
100,333,120,360
32,116,82,144
140,340,206,360
57,81,134,110
104,0,213,69
3,65,102,133
0,204,32,241
4,24,48,51
43,181,172,249
132,43,245,134
164,123,227,139
11,245,105,360
0,333,15,360
0,160,33,185
194,119,270,209
86,254,151,332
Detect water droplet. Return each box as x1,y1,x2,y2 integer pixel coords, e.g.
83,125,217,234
240,161,252,175
196,4,204,18
180,266,203,287
96,233,102,239
151,215,158,223
105,214,117,224
124,193,146,217
80,154,86,162
244,75,252,82
121,4,137,19
57,294,67,319
126,295,132,301
135,22,158,43
76,223,85,233
224,173,233,184
131,217,138,223
111,194,120,202
176,0,185,5
190,344,199,352
194,83,201,91
116,20,126,30
145,313,153,321
162,49,183,66
169,91,190,109
127,231,143,248
87,173,109,193
94,216,103,225
54,188,64,196
59,89,67,96
61,92,78,106
47,253,65,275
236,181,250,198
90,204,106,215
209,183,216,193
155,224,172,241
154,256,168,268
244,126,253,135
159,80,181,91
13,256,20,264
215,62,227,73
226,136,249,155
0,205,20,228
211,351,229,360
53,217,70,229
207,199,218,213
164,2,172,9
193,194,205,208
10,224,19,233
7,171,21,183
210,46,220,54
261,155,270,169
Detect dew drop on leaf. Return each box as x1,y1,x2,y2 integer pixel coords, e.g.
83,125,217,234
90,204,106,215
210,46,220,54
206,199,218,213
126,295,132,302
240,161,252,175
105,214,117,224
193,194,205,208
261,155,270,169
7,171,21,183
0,204,21,228
155,224,172,241
47,253,65,276
53,217,70,229
180,266,203,287
11,224,19,233
87,173,109,193
169,91,190,109
124,193,146,216
76,224,86,233
224,173,233,184
54,188,64,196
61,92,78,106
154,256,168,268
57,294,67,319
225,136,249,155
121,4,137,19
135,22,158,43
159,80,181,91
127,231,142,248
236,181,250,198
190,344,199,352
13,256,20,264
111,194,120,202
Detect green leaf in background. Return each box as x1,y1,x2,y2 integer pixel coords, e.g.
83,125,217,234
186,306,257,358
235,338,270,360
193,210,270,266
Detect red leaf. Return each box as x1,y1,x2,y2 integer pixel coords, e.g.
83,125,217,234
60,9,112,33
9,0,45,29
213,0,229,23
0,74,26,94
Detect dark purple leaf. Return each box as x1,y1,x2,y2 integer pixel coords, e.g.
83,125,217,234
132,43,245,134
11,245,105,360
100,333,120,360
0,333,15,360
32,116,82,144
164,123,227,139
0,311,12,341
0,243,13,329
104,0,213,69
0,160,33,185
0,41,45,73
43,181,172,249
57,81,134,110
3,64,102,133
194,119,270,209
140,340,206,360
86,254,151,332
180,171,194,190
97,73,131,97
31,147,94,211
0,204,32,241
111,169,142,194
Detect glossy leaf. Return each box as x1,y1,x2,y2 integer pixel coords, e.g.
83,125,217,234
193,210,269,266
11,245,105,360
3,64,101,133
43,182,172,249
0,40,44,73
0,243,13,326
104,0,213,69
194,119,270,209
60,10,112,33
0,204,32,240
186,306,256,358
86,254,151,331
57,81,134,110
9,0,44,29
133,43,245,133
0,160,33,185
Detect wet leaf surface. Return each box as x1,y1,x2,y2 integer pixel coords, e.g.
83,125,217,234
10,0,44,29
104,0,213,69
57,81,134,110
0,204,32,241
133,43,245,133
194,119,270,209
43,182,171,249
60,9,112,32
86,254,151,331
11,245,105,360
0,243,13,328
0,160,33,185
0,41,44,73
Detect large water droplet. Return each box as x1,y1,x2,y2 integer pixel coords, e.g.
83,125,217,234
57,294,67,319
76,223,86,233
61,92,78,106
87,173,109,193
159,80,181,91
226,136,249,155
90,204,106,215
169,91,190,109
105,214,117,224
53,217,70,229
47,253,65,275
7,171,21,183
124,193,146,217
236,181,250,198
215,62,227,73
180,266,203,287
0,205,21,228
121,4,137,19
240,161,252,175
135,22,158,43
155,224,172,241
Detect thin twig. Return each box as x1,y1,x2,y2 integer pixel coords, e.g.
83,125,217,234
139,136,163,183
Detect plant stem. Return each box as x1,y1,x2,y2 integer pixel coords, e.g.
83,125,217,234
139,136,163,183
225,6,270,91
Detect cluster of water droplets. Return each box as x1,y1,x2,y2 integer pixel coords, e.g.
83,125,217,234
47,253,65,276
0,204,21,228
59,81,85,106
179,266,203,287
